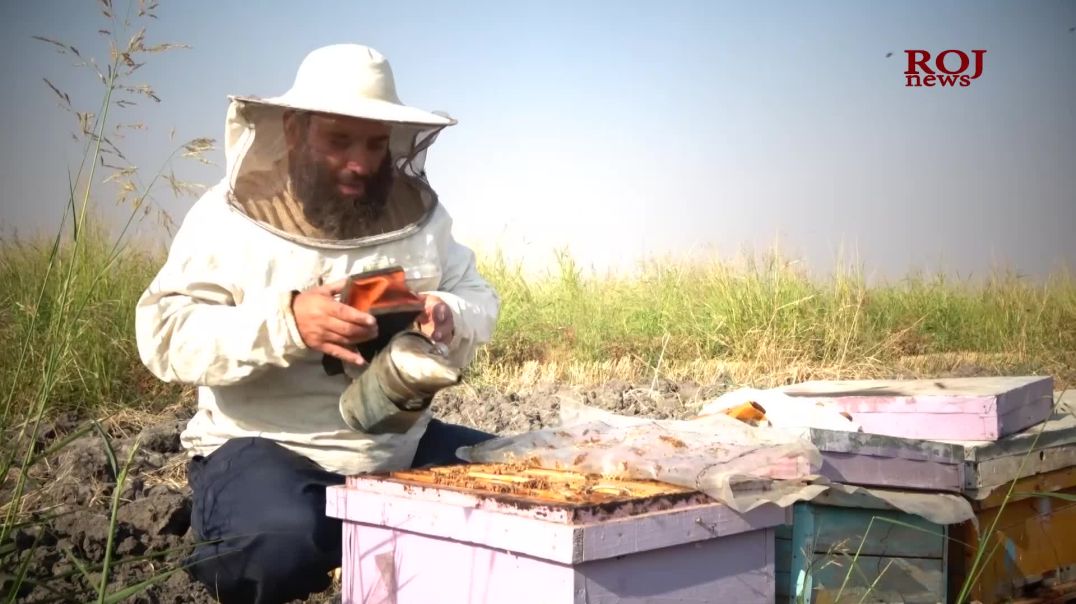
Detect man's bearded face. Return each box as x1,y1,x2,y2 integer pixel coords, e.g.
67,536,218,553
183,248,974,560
286,112,395,235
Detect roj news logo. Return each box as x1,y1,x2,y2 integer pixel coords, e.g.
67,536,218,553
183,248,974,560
904,49,986,87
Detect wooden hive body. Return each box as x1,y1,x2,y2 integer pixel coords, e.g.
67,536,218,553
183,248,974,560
949,466,1076,604
326,464,784,604
775,500,949,603
960,409,1076,496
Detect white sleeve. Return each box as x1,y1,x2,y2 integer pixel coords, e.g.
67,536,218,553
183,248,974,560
134,198,308,386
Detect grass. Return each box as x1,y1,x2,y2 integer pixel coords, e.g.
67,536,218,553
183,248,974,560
4,214,1067,604
2,236,1073,421
1,1,212,600
474,251,1074,389
2,2,1071,601
0,228,186,419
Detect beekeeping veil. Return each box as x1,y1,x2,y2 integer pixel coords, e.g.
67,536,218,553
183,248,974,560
223,44,456,248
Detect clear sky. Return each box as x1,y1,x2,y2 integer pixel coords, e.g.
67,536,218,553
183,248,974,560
2,1,1074,280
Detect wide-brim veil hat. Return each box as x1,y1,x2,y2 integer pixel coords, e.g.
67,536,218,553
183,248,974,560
223,44,455,247
230,44,455,128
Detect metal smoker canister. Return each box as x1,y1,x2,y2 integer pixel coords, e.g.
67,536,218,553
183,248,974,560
338,331,460,434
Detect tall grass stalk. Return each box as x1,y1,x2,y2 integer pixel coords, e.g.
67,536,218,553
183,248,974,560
0,55,118,551
97,436,140,602
955,419,1047,603
832,515,881,602
0,1,211,600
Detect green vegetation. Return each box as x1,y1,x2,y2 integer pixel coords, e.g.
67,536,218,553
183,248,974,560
1,1,210,599
1,2,1071,601
474,251,1074,389
2,237,1072,421
0,228,183,418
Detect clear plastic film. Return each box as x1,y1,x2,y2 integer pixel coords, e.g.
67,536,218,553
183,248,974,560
699,387,863,435
459,397,824,512
459,396,977,524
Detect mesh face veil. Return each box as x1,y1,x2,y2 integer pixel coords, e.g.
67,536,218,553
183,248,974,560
220,44,456,247
223,100,450,247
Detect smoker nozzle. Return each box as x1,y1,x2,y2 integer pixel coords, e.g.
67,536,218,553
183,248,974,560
339,331,461,434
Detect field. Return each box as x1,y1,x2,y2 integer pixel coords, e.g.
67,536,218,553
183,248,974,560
3,2,1074,599
1,224,1073,602
3,230,1073,420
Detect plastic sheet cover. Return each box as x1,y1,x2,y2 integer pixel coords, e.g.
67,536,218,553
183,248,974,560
458,396,975,525
459,397,822,511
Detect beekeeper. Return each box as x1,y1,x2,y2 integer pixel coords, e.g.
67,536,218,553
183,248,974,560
135,44,500,603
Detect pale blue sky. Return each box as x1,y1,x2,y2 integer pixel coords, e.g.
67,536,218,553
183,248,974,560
2,1,1074,279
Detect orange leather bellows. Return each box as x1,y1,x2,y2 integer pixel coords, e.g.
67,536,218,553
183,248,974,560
323,266,427,376
341,267,425,315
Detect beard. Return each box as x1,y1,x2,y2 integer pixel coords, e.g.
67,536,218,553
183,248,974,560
287,147,395,238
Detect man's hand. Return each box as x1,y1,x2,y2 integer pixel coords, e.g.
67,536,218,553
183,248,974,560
416,294,454,344
292,279,378,365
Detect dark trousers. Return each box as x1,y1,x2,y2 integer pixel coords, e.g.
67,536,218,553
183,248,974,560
186,419,495,604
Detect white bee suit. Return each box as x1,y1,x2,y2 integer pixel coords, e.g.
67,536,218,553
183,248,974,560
135,45,500,475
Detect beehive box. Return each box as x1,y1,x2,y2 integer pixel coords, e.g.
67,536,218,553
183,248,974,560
780,376,1054,441
960,408,1076,498
325,464,785,604
949,466,1076,604
776,500,949,603
807,427,965,492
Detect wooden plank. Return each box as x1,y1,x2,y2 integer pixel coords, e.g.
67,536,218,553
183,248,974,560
783,376,1052,400
327,485,783,564
797,426,966,491
776,525,794,599
576,527,775,603
342,521,578,604
828,410,1002,441
968,446,1076,493
797,504,945,559
783,502,948,604
780,376,1054,440
1009,579,1076,604
776,571,791,599
808,427,964,462
971,466,1076,510
820,453,964,492
961,411,1076,462
998,393,1059,438
790,500,819,602
807,489,916,512
806,555,947,604
343,521,776,603
950,486,1076,604
576,502,784,562
776,536,793,572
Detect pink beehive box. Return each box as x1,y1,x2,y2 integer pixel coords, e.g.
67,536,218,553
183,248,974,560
326,464,784,604
779,376,1054,441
